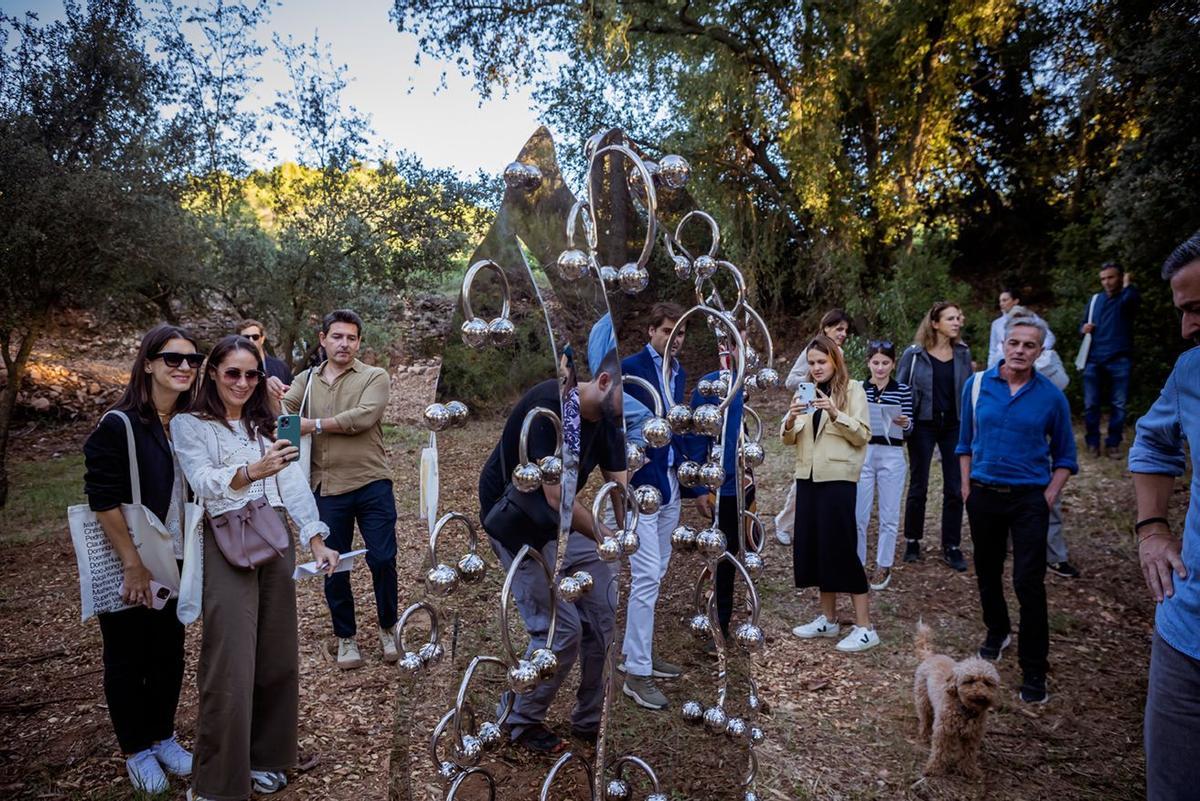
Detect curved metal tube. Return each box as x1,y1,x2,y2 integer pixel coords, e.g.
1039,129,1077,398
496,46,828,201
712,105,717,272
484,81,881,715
540,752,597,801
451,654,513,751
498,544,558,667
610,754,664,794
446,767,498,801
742,405,763,444
397,601,440,653
565,199,599,252
590,480,641,536
742,510,766,555
659,306,745,414
588,144,658,269
460,259,512,321
429,706,457,774
672,209,721,259
694,260,747,320
741,300,775,371
427,511,479,572
622,374,664,417
743,746,759,788
518,406,563,468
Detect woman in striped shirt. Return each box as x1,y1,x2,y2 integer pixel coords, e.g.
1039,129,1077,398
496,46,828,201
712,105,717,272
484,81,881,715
855,340,913,589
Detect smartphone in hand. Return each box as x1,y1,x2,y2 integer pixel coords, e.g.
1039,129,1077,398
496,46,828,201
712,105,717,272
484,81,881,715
277,414,302,454
149,580,173,610
794,382,815,412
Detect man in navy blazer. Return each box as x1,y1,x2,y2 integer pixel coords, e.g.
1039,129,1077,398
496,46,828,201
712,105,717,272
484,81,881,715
619,302,699,710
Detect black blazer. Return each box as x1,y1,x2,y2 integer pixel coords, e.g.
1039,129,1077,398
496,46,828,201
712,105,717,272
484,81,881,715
83,410,176,523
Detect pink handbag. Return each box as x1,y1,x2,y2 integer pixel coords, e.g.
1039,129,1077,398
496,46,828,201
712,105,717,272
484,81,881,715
207,430,290,569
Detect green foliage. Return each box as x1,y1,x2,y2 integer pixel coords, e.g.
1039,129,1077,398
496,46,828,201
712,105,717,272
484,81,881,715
435,313,557,413
0,455,83,543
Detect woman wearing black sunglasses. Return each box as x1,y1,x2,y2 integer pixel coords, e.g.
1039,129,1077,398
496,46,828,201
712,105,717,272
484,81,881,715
83,324,203,793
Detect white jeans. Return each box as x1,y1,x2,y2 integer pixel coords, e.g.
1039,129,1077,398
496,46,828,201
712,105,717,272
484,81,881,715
774,482,797,537
855,444,907,568
621,476,680,676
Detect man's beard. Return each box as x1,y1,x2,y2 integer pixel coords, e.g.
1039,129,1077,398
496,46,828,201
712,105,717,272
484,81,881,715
600,386,620,420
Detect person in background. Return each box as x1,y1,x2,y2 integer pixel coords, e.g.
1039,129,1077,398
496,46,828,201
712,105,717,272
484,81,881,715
1080,262,1140,459
784,335,877,652
83,325,202,793
172,336,339,801
1128,230,1200,801
855,340,913,590
238,319,293,384
776,309,852,545
957,316,1077,705
897,302,973,571
989,290,1056,368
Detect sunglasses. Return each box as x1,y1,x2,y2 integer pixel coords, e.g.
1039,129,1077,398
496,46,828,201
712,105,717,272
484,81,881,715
152,352,205,369
868,339,893,351
219,367,264,383
240,332,262,341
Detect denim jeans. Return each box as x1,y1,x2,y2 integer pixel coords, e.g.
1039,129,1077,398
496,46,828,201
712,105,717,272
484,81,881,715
1146,632,1200,800
1083,355,1131,448
316,478,398,637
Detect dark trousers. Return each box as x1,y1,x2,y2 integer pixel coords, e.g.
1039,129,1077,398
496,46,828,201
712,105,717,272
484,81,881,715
1145,632,1200,801
715,487,755,634
1083,355,1131,448
97,600,186,754
966,484,1050,677
316,478,399,637
792,478,867,594
904,415,963,549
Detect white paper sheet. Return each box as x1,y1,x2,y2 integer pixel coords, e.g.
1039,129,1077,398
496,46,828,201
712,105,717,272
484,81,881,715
868,402,904,441
292,549,368,580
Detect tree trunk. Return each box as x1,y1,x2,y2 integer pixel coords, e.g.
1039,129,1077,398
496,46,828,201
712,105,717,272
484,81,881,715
0,323,41,509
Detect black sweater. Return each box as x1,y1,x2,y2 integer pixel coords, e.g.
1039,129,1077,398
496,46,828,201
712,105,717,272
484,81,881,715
83,410,176,522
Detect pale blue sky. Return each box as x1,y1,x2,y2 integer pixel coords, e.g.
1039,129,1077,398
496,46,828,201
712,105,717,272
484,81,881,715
6,0,549,175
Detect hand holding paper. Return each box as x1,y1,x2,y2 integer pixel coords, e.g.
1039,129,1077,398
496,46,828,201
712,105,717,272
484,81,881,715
293,548,367,580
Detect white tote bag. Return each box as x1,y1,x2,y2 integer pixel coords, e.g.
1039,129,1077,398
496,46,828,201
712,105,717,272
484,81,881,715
175,484,205,625
1074,293,1100,371
297,369,315,481
68,411,181,622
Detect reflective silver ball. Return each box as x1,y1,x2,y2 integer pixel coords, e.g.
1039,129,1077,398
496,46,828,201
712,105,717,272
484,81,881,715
597,536,622,562
605,779,631,801
687,613,714,640
745,792,759,801
626,441,647,472
659,154,691,189
599,264,620,292
711,377,730,398
437,760,459,783
673,254,692,280
445,400,469,427
508,659,540,693
618,528,640,556
681,699,704,723
558,575,583,602
757,367,780,389
512,462,543,493
572,570,594,593
699,461,726,490
671,525,698,552
735,623,766,653
745,345,762,370
642,416,672,449
749,726,766,745
743,551,765,578
530,647,559,680
696,527,728,557
478,721,504,750
618,262,650,295
454,734,483,766
646,794,670,801
537,455,563,485
423,403,451,432
418,640,444,667
693,254,719,280
634,484,663,515
703,705,729,734
398,651,423,675
748,691,761,712
692,405,722,436
488,317,515,347
626,159,657,194
503,160,541,190
460,317,489,349
725,716,749,739
557,248,590,282
666,404,693,434
456,552,486,584
742,441,766,468
696,379,714,398
676,460,702,488
425,563,460,597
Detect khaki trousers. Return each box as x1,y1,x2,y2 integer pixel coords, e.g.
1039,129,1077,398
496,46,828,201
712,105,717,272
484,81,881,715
192,524,298,800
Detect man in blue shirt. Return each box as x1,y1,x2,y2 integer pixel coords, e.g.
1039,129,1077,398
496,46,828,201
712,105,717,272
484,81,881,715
1128,230,1200,801
957,317,1078,704
1080,263,1140,458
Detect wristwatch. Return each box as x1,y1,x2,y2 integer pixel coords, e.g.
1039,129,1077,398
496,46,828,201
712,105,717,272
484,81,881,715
314,418,323,435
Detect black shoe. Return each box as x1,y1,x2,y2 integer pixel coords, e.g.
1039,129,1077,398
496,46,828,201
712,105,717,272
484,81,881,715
1087,443,1101,458
1020,674,1049,704
1047,560,1081,578
903,540,921,563
570,726,598,745
942,546,968,572
515,723,566,754
1105,446,1123,461
978,632,1012,661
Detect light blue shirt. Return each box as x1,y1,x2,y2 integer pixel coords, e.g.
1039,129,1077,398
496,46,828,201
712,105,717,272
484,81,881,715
1129,347,1200,659
645,344,679,467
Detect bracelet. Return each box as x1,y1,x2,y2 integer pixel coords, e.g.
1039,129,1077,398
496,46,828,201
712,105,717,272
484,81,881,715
314,417,323,435
241,464,254,484
1134,516,1170,534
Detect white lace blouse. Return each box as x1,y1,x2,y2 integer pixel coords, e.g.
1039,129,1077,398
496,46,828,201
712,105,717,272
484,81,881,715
170,413,329,545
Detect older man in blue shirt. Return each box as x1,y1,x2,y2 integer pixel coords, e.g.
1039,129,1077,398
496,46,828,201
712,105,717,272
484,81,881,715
1129,230,1200,801
958,316,1078,704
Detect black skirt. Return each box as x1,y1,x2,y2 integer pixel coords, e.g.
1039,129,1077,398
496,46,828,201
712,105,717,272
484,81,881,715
792,478,868,594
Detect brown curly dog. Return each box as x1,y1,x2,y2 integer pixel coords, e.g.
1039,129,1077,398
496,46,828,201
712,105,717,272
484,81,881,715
913,622,1001,779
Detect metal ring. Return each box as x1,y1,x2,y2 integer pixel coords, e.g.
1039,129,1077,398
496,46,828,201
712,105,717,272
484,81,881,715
446,767,498,801
540,752,597,801
743,746,759,788
590,480,641,537
428,512,480,575
588,144,658,269
742,510,766,555
429,706,457,775
622,374,664,417
694,260,747,320
713,551,761,626
674,210,720,259
498,544,558,667
659,306,745,413
566,199,599,252
741,301,775,371
742,406,763,444
610,754,664,794
518,406,563,469
397,601,441,654
451,655,513,752
461,259,513,322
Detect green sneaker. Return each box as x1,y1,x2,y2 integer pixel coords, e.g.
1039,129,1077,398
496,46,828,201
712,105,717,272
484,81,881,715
623,674,669,710
651,655,682,678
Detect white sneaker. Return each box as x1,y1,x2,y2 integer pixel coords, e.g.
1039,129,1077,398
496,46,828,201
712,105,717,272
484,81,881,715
337,637,364,670
836,625,881,652
251,769,287,794
792,614,840,639
126,748,168,793
775,527,792,545
151,733,193,776
379,626,400,663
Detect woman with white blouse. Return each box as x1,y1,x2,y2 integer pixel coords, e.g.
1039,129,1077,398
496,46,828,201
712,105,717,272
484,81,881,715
172,335,339,801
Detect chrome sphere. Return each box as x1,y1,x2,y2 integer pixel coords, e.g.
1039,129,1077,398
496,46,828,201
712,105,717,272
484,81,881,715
757,367,780,389
503,160,541,190
618,528,640,556
743,551,764,578
734,622,765,653
456,552,486,584
617,262,650,295
696,526,727,557
418,640,444,667
703,705,729,734
666,404,693,434
699,461,726,490
748,690,761,712
673,254,692,280
605,778,631,801
634,484,663,515
749,726,766,745
537,455,563,485
642,416,672,449
696,378,714,398
693,254,719,280
745,345,762,370
425,563,460,597
742,441,766,468
681,699,704,723
573,570,594,593
530,647,559,680
423,403,451,432
599,264,620,292
437,760,459,783
445,400,469,427
626,441,647,472
745,792,759,801
725,716,749,739
659,154,691,189
454,734,483,766
597,536,622,562
508,659,541,693
676,460,702,488
478,721,504,750
398,651,423,675
687,612,714,640
557,248,590,282
626,159,658,194
488,317,515,347
512,462,543,493
711,377,730,398
692,405,722,436
671,524,698,552
646,794,670,801
557,575,583,602
460,317,489,349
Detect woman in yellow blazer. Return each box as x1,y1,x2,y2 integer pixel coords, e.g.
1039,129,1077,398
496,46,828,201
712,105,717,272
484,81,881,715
781,335,879,652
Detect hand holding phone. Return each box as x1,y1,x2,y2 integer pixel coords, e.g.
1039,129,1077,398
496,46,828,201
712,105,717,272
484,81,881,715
149,580,174,610
277,414,302,454
794,382,815,412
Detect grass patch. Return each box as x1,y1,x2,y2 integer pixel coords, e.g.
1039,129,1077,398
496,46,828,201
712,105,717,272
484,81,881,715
382,422,426,450
0,454,84,544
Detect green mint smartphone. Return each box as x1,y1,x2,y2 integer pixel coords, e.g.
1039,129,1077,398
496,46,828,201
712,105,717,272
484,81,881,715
277,414,302,453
